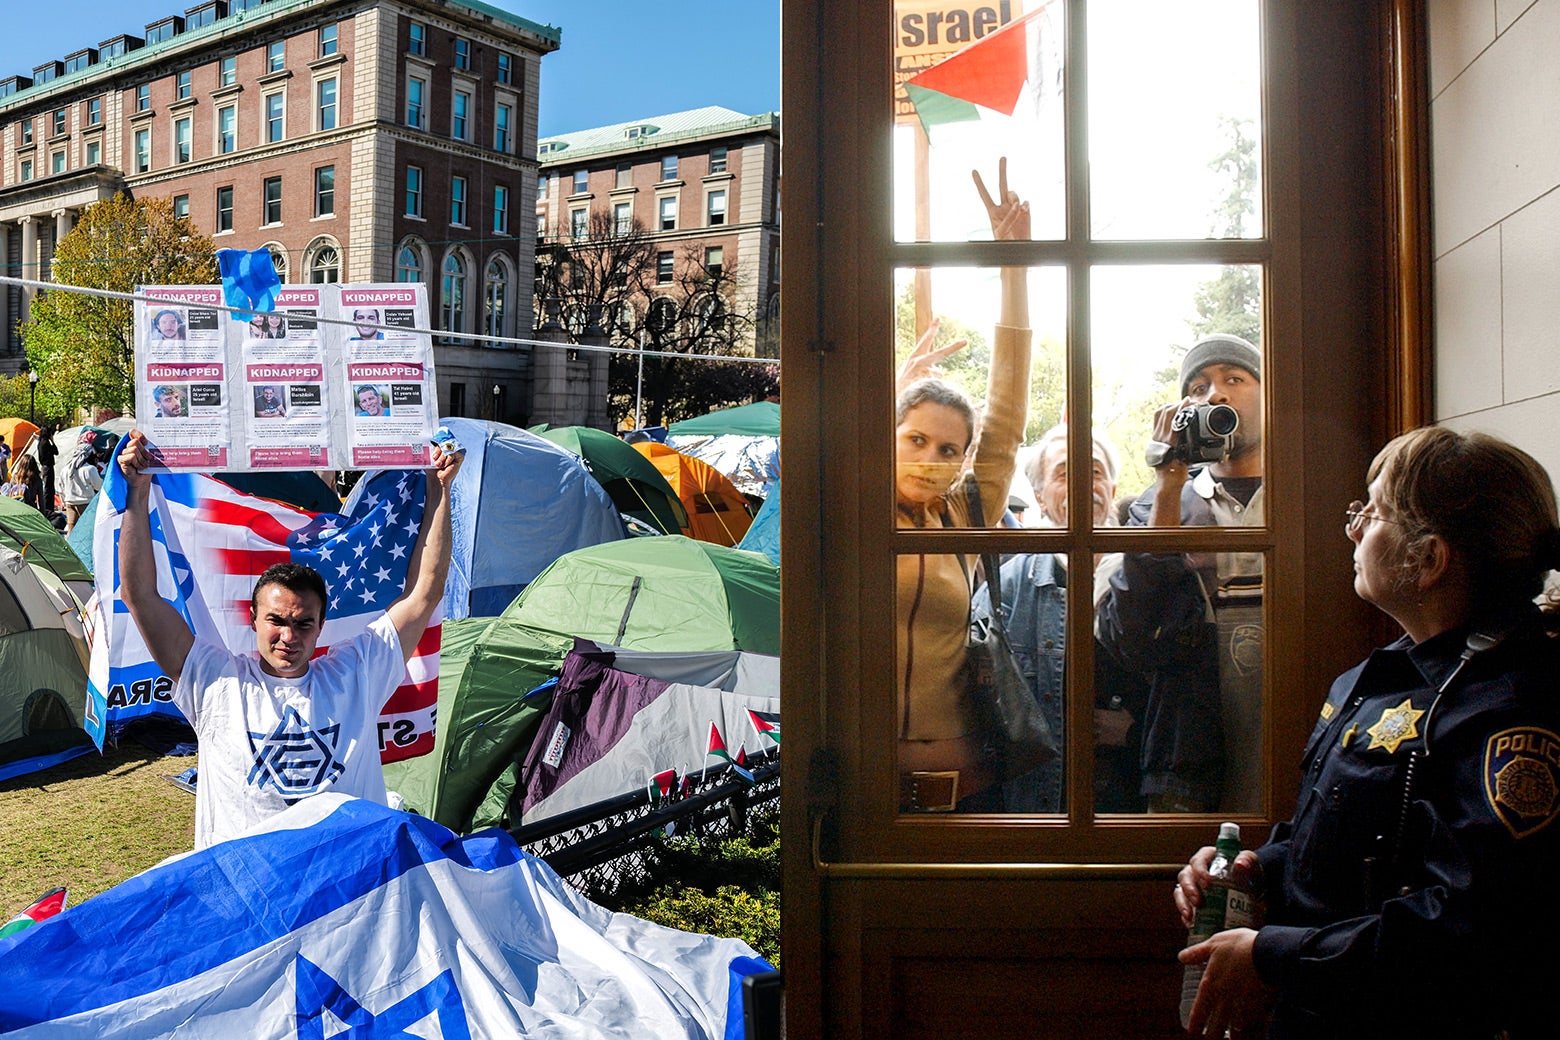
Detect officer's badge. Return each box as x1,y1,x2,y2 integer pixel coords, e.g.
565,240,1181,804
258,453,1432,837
1483,727,1560,839
1364,698,1423,754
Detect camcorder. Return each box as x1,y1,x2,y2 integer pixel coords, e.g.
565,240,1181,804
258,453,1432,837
1170,403,1239,463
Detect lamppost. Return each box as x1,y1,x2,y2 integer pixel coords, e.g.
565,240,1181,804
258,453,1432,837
27,368,37,425
491,382,500,422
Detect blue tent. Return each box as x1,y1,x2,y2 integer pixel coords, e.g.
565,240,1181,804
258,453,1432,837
738,478,780,566
372,418,625,619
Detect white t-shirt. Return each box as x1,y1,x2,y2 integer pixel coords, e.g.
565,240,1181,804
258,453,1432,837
174,614,404,849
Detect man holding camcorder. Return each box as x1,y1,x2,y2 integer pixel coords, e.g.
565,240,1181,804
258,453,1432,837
1096,334,1265,814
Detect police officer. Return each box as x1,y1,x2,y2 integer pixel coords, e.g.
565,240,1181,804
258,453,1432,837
1174,427,1560,1039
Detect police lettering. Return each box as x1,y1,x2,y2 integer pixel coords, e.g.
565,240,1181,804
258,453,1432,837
900,0,1011,47
1494,732,1560,766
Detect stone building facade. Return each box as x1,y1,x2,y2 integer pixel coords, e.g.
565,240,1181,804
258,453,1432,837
0,0,559,423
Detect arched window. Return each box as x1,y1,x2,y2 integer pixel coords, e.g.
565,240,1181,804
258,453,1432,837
305,239,340,283
647,296,677,336
484,256,509,340
609,301,637,336
441,252,467,337
265,243,289,283
395,239,425,283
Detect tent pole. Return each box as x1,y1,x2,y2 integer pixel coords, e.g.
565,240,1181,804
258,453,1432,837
635,329,646,430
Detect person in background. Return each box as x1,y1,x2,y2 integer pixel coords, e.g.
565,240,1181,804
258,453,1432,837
972,424,1148,812
3,454,45,512
1097,333,1265,813
61,432,103,533
0,434,9,474
896,159,1032,813
37,424,58,517
1175,426,1560,1040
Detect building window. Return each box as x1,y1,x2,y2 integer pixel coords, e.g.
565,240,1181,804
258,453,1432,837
494,103,511,152
538,172,549,195
51,151,66,175
265,92,284,142
450,176,467,225
485,258,508,338
704,246,724,279
63,51,95,75
707,189,727,226
185,4,216,29
317,78,337,131
493,185,509,234
85,139,100,164
408,21,425,55
454,37,470,70
570,208,587,240
442,253,467,335
452,90,470,140
19,158,31,182
176,70,191,100
145,19,178,45
404,165,422,217
173,194,189,219
656,251,674,284
659,195,678,231
396,241,423,282
20,118,31,145
710,145,728,173
218,104,236,153
571,169,588,194
267,41,285,73
268,244,288,283
135,84,150,112
614,201,632,234
52,109,66,137
263,176,282,224
448,382,466,416
133,128,150,173
174,116,191,163
87,97,101,125
315,165,334,216
220,57,235,87
648,296,676,334
406,76,425,129
660,154,678,181
496,52,512,84
217,185,233,232
309,244,339,283
318,24,338,58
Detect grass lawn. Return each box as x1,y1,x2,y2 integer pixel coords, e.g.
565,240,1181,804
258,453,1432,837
0,742,195,917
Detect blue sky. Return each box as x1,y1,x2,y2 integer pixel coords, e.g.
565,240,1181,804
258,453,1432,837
0,0,780,138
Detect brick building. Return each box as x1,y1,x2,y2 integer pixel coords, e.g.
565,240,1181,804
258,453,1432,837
0,0,559,423
534,106,781,362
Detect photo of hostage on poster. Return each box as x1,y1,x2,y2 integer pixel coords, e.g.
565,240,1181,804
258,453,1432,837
136,287,231,469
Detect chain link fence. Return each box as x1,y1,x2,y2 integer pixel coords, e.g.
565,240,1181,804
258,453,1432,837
510,751,780,898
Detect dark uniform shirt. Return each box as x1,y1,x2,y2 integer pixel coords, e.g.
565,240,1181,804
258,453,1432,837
1250,621,1560,1039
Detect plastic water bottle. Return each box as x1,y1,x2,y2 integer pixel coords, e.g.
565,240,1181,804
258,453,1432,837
1179,822,1254,1029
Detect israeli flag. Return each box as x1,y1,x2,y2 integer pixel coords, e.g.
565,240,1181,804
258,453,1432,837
0,796,772,1038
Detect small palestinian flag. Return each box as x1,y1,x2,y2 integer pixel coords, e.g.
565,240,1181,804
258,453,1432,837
0,887,68,940
735,743,749,768
647,767,677,805
706,721,754,783
679,772,696,798
747,708,780,747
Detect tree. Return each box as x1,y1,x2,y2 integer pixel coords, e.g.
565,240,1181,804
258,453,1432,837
535,212,777,428
21,193,218,417
1190,116,1262,346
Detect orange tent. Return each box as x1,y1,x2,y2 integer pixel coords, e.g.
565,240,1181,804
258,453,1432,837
632,442,753,546
0,418,40,478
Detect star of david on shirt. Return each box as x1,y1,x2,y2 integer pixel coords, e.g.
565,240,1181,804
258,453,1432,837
247,705,346,802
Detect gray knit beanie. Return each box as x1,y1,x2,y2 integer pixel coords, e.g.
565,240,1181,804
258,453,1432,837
1179,334,1261,396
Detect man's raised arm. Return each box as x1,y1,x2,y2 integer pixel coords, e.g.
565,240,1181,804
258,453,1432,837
385,448,462,663
117,431,196,681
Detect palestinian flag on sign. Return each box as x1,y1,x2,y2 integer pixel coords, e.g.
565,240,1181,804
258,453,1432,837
706,721,754,783
904,2,1061,135
747,708,780,747
0,887,68,940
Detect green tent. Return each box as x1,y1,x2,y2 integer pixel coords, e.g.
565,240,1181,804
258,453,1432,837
666,400,780,438
534,425,688,535
0,498,90,585
383,616,575,832
503,535,780,655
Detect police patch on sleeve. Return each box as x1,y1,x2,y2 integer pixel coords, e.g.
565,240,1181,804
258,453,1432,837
1483,727,1560,839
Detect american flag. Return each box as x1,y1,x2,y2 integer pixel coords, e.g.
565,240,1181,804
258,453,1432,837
86,463,438,763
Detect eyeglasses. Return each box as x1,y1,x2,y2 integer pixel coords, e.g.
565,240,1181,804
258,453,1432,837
1344,500,1401,537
